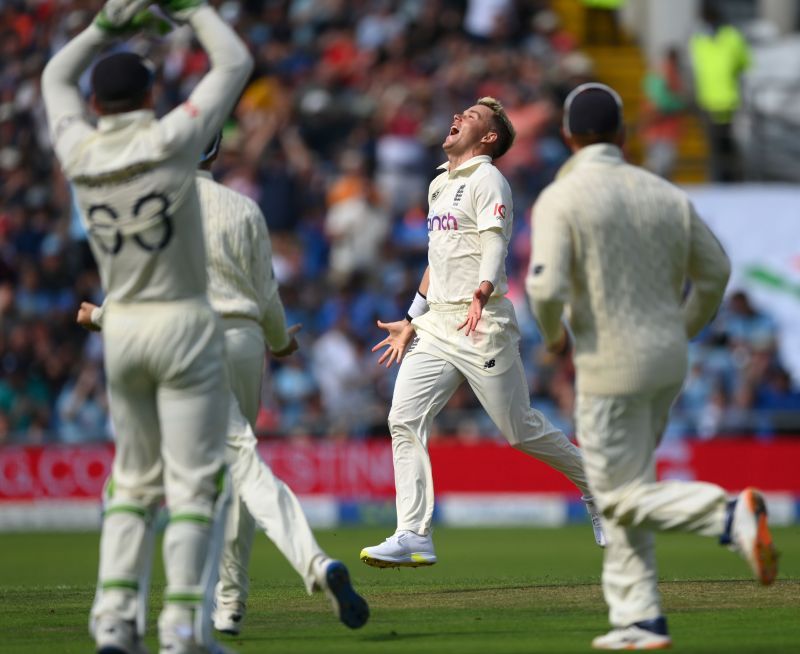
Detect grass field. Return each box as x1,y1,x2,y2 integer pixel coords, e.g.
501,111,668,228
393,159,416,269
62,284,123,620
1,526,797,653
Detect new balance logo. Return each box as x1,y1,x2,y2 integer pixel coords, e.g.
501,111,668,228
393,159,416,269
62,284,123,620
483,359,496,369
407,337,420,354
431,189,441,202
427,213,458,231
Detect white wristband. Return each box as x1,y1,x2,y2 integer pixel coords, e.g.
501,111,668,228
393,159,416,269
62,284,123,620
405,291,429,321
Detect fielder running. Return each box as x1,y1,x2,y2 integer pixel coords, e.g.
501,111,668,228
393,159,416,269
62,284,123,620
42,1,252,652
79,135,369,637
526,83,778,650
361,97,604,568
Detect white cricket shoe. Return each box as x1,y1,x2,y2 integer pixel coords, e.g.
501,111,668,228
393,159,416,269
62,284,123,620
583,496,607,548
360,530,437,568
212,601,245,636
591,624,672,650
95,616,150,654
729,487,778,585
592,618,671,650
159,624,237,654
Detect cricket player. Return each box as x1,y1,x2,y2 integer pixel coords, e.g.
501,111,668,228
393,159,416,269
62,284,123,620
526,83,778,650
361,97,604,569
42,1,253,652
79,134,370,636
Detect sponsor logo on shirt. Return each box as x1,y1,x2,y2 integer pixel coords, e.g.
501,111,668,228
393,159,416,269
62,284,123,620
494,203,507,219
431,189,441,202
182,101,200,118
427,212,459,231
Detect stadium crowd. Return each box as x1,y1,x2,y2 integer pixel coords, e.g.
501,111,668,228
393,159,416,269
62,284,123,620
1,0,798,445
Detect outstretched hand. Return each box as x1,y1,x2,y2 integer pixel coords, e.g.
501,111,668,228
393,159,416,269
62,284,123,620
76,301,101,332
372,319,415,368
272,323,302,358
457,284,492,337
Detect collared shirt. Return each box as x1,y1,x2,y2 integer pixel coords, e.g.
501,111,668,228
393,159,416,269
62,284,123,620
426,155,513,304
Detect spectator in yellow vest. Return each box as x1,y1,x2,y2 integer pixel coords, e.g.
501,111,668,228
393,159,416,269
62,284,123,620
641,47,688,180
689,1,751,181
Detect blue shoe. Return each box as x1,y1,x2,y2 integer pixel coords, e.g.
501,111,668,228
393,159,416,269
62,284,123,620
322,561,369,629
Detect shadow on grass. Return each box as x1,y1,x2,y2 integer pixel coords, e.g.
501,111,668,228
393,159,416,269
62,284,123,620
360,629,524,642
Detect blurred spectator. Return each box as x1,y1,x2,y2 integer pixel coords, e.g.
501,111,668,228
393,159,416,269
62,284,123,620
582,0,625,46
324,150,389,286
0,0,796,445
689,0,751,181
464,0,514,42
55,362,109,443
720,290,778,351
641,47,687,180
0,354,50,443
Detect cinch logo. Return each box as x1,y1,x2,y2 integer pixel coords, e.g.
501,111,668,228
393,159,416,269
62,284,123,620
428,213,459,231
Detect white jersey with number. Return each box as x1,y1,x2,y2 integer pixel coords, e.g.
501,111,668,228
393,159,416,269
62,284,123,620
41,9,252,304
425,155,513,305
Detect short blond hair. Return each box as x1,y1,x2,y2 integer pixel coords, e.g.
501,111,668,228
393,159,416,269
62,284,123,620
477,96,516,159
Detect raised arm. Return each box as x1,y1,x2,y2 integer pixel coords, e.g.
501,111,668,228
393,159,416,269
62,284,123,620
42,0,159,165
159,3,253,158
41,25,107,165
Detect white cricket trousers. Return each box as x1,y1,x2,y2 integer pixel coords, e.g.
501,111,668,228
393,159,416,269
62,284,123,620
391,301,590,535
94,299,229,633
215,318,325,611
576,383,729,627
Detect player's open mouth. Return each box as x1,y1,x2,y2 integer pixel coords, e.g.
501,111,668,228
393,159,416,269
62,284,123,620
449,125,459,136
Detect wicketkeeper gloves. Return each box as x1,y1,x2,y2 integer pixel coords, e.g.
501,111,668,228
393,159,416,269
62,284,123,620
158,0,207,22
94,0,172,36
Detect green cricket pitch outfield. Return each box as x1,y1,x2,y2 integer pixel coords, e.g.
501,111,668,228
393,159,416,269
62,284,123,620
1,526,797,653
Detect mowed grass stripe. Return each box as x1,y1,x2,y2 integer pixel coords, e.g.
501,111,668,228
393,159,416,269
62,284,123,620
0,527,797,653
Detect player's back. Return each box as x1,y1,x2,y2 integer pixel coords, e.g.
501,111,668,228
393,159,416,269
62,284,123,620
68,111,207,304
195,172,274,318
536,144,694,393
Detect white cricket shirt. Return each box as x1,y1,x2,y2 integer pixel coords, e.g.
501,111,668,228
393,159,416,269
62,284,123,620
426,155,513,305
196,172,289,351
526,144,731,395
41,9,252,304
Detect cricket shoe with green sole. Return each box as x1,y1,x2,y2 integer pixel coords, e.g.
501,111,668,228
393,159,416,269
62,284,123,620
360,530,437,568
